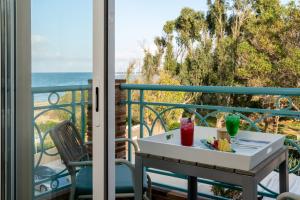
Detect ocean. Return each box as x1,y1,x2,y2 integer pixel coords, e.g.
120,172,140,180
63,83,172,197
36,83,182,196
32,72,129,87
32,72,92,102
32,72,127,102
32,72,93,87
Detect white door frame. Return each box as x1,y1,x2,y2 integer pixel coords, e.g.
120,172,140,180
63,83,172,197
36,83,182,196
106,0,115,198
15,0,33,199
12,0,115,199
0,1,32,194
0,0,22,198
93,0,115,199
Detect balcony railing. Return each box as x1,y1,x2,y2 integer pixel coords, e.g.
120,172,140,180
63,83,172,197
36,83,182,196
121,84,300,199
32,84,91,198
31,83,300,199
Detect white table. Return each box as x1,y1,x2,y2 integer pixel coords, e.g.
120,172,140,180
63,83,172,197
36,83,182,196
135,127,288,200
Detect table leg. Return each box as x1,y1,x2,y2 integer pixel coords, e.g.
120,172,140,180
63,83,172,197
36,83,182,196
242,177,257,200
135,155,144,200
279,151,289,193
188,176,197,200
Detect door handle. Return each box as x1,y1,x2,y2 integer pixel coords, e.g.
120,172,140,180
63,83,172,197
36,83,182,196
95,86,99,112
93,81,101,127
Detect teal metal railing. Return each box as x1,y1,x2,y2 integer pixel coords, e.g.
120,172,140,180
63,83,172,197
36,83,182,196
32,84,91,198
121,84,300,199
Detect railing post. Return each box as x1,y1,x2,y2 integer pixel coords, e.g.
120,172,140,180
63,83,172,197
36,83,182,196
80,89,86,142
140,90,144,138
127,89,132,161
32,94,36,155
71,91,76,124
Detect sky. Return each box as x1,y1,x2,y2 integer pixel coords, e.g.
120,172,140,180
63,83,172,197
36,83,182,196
31,0,207,72
32,0,290,73
115,0,207,72
32,0,93,72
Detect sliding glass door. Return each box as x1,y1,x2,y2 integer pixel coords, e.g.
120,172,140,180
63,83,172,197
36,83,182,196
0,0,114,199
31,1,94,199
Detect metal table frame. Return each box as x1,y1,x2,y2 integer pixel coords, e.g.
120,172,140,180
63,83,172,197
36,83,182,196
135,147,289,200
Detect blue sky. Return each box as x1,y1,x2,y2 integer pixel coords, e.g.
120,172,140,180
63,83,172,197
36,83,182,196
32,0,93,72
116,0,207,72
31,0,207,72
32,0,290,73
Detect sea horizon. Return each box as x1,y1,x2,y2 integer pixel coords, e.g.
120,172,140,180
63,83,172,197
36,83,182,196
32,72,131,86
32,72,137,102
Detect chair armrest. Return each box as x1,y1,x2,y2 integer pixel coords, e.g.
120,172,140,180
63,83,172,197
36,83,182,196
115,138,139,152
277,192,300,200
69,161,93,167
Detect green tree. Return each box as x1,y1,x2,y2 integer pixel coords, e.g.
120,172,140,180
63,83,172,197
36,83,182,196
126,0,300,132
126,1,300,197
141,37,165,83
163,21,178,75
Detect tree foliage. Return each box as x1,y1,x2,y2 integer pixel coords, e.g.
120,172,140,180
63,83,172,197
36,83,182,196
126,0,300,135
132,0,300,88
126,1,300,194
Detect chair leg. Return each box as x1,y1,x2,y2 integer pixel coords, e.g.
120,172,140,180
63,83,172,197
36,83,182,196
69,174,76,200
146,174,152,200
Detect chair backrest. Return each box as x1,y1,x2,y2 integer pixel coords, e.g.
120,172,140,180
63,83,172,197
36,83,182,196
50,121,89,172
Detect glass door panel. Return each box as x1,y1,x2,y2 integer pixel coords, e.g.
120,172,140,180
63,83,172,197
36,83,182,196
31,0,94,199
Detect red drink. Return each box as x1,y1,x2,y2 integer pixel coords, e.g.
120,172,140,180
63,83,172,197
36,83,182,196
180,118,194,146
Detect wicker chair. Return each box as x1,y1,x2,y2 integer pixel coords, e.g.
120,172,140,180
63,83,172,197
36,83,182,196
50,121,151,200
50,121,92,200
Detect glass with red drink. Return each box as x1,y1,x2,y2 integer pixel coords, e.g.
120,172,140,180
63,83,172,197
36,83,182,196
180,118,194,146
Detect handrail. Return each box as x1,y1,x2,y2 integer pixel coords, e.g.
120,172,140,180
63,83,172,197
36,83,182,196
121,83,300,199
32,85,91,93
121,84,300,96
